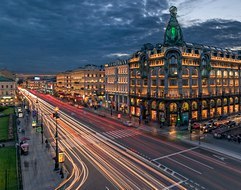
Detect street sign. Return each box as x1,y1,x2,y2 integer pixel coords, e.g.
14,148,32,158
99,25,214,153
59,152,65,163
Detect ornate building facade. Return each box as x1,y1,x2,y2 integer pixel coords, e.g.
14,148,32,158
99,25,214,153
129,6,241,126
105,60,129,113
56,64,105,105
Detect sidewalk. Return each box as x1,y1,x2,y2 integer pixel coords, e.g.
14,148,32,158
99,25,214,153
18,113,63,190
89,107,241,160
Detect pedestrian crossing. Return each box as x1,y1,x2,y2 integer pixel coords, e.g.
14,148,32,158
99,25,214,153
103,128,142,139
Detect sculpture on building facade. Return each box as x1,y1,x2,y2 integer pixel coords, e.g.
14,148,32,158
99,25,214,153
164,6,184,46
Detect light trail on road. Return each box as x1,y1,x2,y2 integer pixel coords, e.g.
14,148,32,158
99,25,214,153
22,88,187,189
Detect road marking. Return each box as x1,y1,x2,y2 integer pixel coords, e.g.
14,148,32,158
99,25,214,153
163,179,188,190
103,129,141,139
213,154,226,161
168,157,202,175
179,154,214,169
152,146,199,161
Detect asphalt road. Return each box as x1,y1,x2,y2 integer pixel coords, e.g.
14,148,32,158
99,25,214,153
30,91,241,190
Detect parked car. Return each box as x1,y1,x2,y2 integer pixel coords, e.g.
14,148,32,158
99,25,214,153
123,121,133,127
225,120,236,127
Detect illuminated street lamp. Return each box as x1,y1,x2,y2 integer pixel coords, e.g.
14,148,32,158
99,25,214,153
53,107,60,171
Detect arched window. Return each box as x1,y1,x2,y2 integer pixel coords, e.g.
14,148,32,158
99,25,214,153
151,101,156,109
235,97,239,104
223,98,227,106
217,70,222,77
151,69,157,76
159,102,165,111
229,97,233,104
202,100,207,109
210,70,215,77
182,68,189,76
235,71,239,78
192,101,197,110
223,71,228,78
170,103,177,112
210,99,215,108
217,99,222,106
182,102,189,111
192,69,198,76
168,56,178,76
159,67,165,75
229,71,234,78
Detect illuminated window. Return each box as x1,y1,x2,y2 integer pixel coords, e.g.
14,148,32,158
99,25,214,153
223,71,228,78
202,79,207,85
217,70,222,77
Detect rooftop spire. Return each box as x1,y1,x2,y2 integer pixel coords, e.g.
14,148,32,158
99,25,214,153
163,6,184,46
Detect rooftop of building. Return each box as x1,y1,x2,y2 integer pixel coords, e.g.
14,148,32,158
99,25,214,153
0,75,15,82
106,59,129,67
131,6,241,60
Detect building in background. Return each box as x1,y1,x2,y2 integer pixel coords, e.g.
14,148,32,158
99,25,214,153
21,75,56,95
0,69,16,81
56,64,105,106
129,6,241,127
0,76,16,106
105,60,129,113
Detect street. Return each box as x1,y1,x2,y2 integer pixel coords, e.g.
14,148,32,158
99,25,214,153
26,90,241,189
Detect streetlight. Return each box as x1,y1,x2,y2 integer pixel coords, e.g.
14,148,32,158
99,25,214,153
40,113,44,144
35,98,39,126
53,107,60,171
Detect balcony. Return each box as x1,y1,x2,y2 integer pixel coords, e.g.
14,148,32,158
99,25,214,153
182,52,200,58
211,56,241,63
129,57,139,62
149,53,164,59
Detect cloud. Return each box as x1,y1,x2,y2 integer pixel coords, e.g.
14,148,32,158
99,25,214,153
106,53,130,58
0,0,240,73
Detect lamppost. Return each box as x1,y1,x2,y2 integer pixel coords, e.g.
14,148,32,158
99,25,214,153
40,113,44,144
53,107,60,171
36,99,39,124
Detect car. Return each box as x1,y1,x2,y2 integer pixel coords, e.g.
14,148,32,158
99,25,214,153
191,122,201,130
218,115,228,120
202,124,213,133
123,121,133,127
225,120,236,127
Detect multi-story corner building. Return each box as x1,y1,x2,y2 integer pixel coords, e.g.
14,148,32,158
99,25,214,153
129,6,241,126
56,64,105,105
0,76,16,106
105,60,129,113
